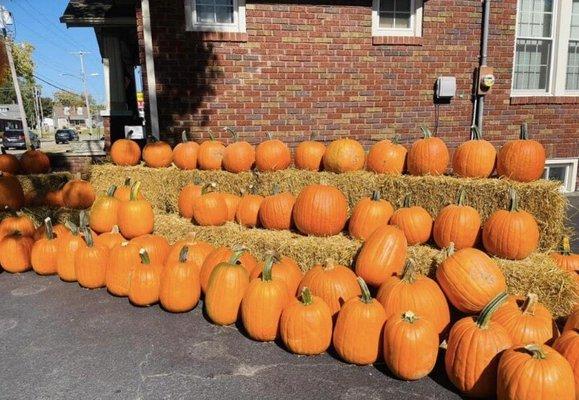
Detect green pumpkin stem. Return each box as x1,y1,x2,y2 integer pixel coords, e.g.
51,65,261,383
207,129,215,141
44,217,54,240
300,287,313,306
561,237,571,256
520,122,529,140
266,132,274,141
181,131,189,143
179,246,189,263
107,185,117,197
262,253,275,282
229,246,247,265
357,277,372,304
124,177,132,187
83,226,94,247
456,188,467,206
272,183,281,195
310,132,318,141
79,210,88,228
470,126,482,140
225,127,238,141
401,260,418,284
509,188,519,212
201,182,217,195
521,293,538,315
420,126,433,138
139,249,151,265
65,221,79,236
402,310,417,323
523,344,547,360
371,190,381,201
402,194,412,208
130,181,142,201
476,291,509,329
392,134,402,145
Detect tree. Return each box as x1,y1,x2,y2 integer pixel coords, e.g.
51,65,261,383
53,90,86,107
40,97,53,117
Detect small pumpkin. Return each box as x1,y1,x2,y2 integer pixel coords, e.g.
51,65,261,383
117,181,154,239
62,179,96,209
383,311,439,380
436,244,507,314
376,260,450,335
389,195,433,245
94,225,125,250
0,212,35,241
333,278,387,365
222,127,256,173
166,234,214,266
241,253,291,341
355,225,407,287
33,221,70,241
159,246,201,313
482,188,539,260
222,192,241,222
75,226,109,289
192,183,228,226
110,139,141,166
452,126,497,178
130,234,170,265
445,292,513,398
349,190,394,240
0,147,21,174
366,137,407,175
113,178,145,202
128,249,163,306
565,309,579,332
177,181,202,219
294,133,326,171
55,222,85,282
142,138,173,168
44,187,65,208
258,186,295,230
432,189,481,250
497,344,575,400
255,132,291,172
551,236,579,273
197,131,225,170
20,148,50,174
0,231,34,273
497,122,546,182
89,185,120,233
407,127,449,176
297,259,361,317
280,287,333,355
106,241,140,297
293,184,348,237
199,246,258,294
172,132,199,170
250,252,303,296
205,247,251,325
235,188,264,228
0,172,25,210
322,138,365,173
31,218,59,275
553,329,579,399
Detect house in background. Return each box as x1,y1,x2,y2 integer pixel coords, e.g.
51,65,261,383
61,0,578,192
0,104,23,134
53,105,92,130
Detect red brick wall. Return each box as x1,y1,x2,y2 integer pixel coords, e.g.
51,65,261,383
137,0,578,160
49,154,107,178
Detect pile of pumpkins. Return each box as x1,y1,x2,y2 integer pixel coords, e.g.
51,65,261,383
110,124,546,182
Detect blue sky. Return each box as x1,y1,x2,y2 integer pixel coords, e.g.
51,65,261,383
3,0,106,103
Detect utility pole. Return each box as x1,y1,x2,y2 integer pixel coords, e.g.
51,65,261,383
71,51,93,136
0,6,32,149
37,86,44,135
33,85,41,133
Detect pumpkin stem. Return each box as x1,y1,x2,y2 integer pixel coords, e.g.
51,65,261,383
523,344,547,360
470,126,482,140
201,182,217,195
323,258,336,271
44,217,54,240
440,243,456,261
401,260,418,284
107,185,117,197
225,127,238,141
508,188,519,212
229,245,247,265
179,246,189,263
65,221,79,236
124,177,132,187
83,226,94,247
521,293,539,315
310,132,318,141
456,189,467,206
420,126,433,138
272,183,281,195
139,248,151,265
262,253,275,282
392,134,402,145
402,194,412,208
520,122,529,140
300,287,313,306
371,190,381,201
560,236,571,256
130,181,142,201
477,291,509,329
111,225,120,234
357,277,373,304
207,129,215,141
402,310,417,324
266,132,273,141
181,131,189,143
79,210,88,229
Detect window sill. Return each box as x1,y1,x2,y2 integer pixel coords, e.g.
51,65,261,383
372,36,423,46
510,96,579,105
187,31,248,42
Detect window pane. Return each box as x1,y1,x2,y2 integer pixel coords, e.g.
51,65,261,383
397,0,411,12
380,0,395,12
567,40,579,90
517,0,553,38
195,0,234,24
548,166,567,182
571,0,579,39
378,0,413,29
379,12,395,28
215,6,234,23
395,13,411,28
513,39,552,91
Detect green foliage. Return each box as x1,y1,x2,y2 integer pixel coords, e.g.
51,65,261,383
53,90,86,107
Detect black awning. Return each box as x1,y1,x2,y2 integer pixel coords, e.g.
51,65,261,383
60,0,136,27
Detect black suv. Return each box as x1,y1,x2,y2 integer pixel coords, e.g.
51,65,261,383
55,129,79,144
2,129,41,150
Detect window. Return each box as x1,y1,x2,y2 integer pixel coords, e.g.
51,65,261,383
185,0,246,33
543,158,578,192
372,0,423,37
513,0,579,95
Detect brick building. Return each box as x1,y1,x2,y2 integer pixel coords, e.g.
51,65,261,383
62,0,578,190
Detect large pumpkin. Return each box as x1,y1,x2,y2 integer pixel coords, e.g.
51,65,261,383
258,188,295,230
436,245,507,313
407,127,449,176
130,234,170,265
445,292,513,398
0,148,21,174
117,182,154,239
89,185,120,233
221,193,241,222
551,236,579,273
235,191,264,228
293,184,348,237
106,242,140,297
166,234,214,266
452,126,497,178
389,195,433,245
366,138,407,175
553,329,579,399
0,212,35,241
75,226,109,289
0,232,34,273
31,218,59,275
348,190,394,240
497,123,546,182
254,132,291,172
432,189,481,250
20,148,50,174
172,132,199,170
322,138,365,173
62,179,96,209
128,249,163,306
294,134,326,171
355,225,407,287
197,131,225,170
199,246,258,294
94,226,125,250
177,182,202,219
250,253,303,296
142,139,173,168
55,222,84,282
159,246,201,313
110,139,141,166
482,188,539,260
222,128,256,173
0,172,25,210
192,185,228,227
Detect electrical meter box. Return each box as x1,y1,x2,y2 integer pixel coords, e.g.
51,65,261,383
436,76,456,99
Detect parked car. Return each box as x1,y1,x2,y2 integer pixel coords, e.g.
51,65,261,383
2,129,41,150
55,129,79,144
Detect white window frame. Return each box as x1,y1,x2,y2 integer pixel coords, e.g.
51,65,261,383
543,158,578,193
372,0,423,37
185,0,246,33
512,0,579,97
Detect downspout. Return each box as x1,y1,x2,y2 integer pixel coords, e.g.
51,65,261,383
476,0,491,133
141,0,160,139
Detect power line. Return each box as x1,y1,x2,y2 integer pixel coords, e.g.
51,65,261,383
34,74,79,96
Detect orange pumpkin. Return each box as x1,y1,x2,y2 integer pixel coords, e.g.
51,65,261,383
117,182,154,239
453,126,497,178
93,226,125,250
366,138,407,175
0,148,21,174
20,148,50,174
250,252,303,296
31,218,59,275
258,188,295,230
553,329,579,399
322,138,365,173
497,123,546,182
551,236,579,273
294,134,326,171
128,249,163,306
497,344,575,400
110,139,141,166
333,278,387,365
407,127,449,176
482,188,539,260
159,246,201,312
433,189,481,250
355,225,407,287
75,226,109,289
142,139,173,168
280,287,333,355
130,234,170,265
0,232,34,273
389,195,433,245
89,185,120,233
199,246,258,294
44,187,65,208
565,309,579,332
436,244,507,314
62,179,96,209
172,132,199,170
178,182,202,219
383,311,439,380
0,212,35,241
241,253,291,341
376,260,450,335
255,132,291,172
222,128,256,173
113,178,145,202
192,184,228,227
235,191,264,228
166,234,214,266
197,131,225,170
106,241,140,297
445,292,513,398
55,222,85,282
33,222,71,241
349,191,394,240
0,172,25,210
293,184,348,237
222,192,241,222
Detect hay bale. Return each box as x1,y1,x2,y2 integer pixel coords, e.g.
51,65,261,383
16,172,72,195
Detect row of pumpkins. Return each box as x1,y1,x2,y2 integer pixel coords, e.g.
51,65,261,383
0,202,578,399
110,124,546,182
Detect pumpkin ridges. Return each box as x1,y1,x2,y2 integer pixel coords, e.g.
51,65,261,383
173,132,199,170
199,246,258,294
111,139,141,166
255,132,291,172
55,222,85,282
258,188,295,230
20,149,50,174
407,127,449,176
159,246,201,312
433,189,481,250
128,248,163,306
0,172,25,210
322,138,366,173
31,217,59,275
497,123,546,182
250,252,303,296
117,181,154,239
293,184,348,237
89,185,120,233
235,192,264,228
0,232,34,273
106,241,140,297
222,128,256,173
366,137,407,175
294,136,326,171
349,191,394,240
452,126,497,178
389,195,433,245
142,140,173,168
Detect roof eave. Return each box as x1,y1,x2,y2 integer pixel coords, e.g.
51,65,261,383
60,16,136,28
